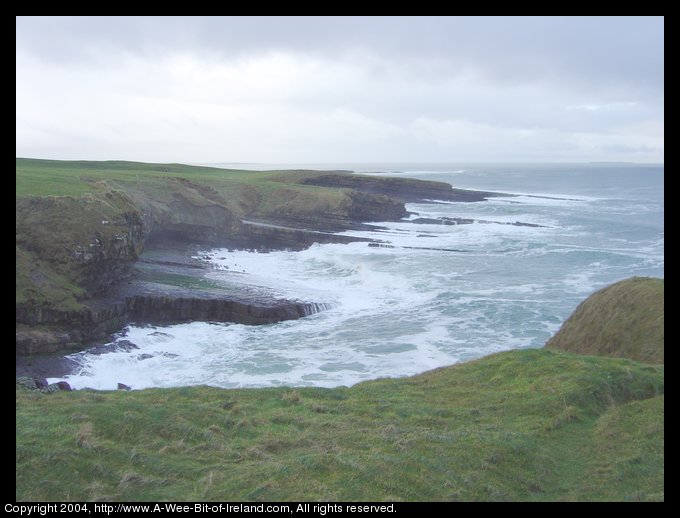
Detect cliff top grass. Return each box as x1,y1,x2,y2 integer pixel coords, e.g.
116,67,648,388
16,348,663,501
15,158,350,239
546,277,664,364
15,158,346,210
16,158,273,197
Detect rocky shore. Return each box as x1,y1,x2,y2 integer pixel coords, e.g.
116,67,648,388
17,163,509,359
16,244,333,356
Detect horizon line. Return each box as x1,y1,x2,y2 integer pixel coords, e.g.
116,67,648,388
16,157,665,167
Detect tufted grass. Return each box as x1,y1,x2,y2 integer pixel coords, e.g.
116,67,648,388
16,349,664,502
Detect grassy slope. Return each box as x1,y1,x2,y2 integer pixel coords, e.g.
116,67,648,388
546,277,664,364
16,349,663,502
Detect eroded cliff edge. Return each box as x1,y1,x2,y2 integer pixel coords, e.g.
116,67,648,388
16,160,505,354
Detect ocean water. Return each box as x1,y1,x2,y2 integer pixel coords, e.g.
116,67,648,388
54,164,664,390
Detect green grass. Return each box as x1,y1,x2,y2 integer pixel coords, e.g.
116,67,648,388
15,158,343,213
16,349,664,501
16,158,258,197
546,277,664,364
570,395,664,501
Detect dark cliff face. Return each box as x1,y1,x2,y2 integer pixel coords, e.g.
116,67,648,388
244,188,408,234
142,179,244,245
299,173,500,203
76,210,146,295
146,202,244,246
127,296,332,326
232,224,364,251
16,292,333,355
16,305,129,355
342,190,407,223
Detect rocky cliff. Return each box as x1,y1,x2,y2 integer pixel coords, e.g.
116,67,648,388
17,160,510,355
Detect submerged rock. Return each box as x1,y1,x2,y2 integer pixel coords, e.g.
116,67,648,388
410,216,546,228
116,340,139,351
149,331,173,339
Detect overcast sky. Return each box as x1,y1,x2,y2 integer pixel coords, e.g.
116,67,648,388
16,16,664,164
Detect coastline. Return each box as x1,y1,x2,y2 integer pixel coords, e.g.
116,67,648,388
16,160,507,360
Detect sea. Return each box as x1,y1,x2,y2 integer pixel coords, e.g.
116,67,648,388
52,163,664,390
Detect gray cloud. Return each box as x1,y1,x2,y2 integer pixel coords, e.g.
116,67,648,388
16,16,664,163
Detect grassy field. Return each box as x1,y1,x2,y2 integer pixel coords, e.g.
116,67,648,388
16,158,268,197
546,277,664,364
16,349,664,502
